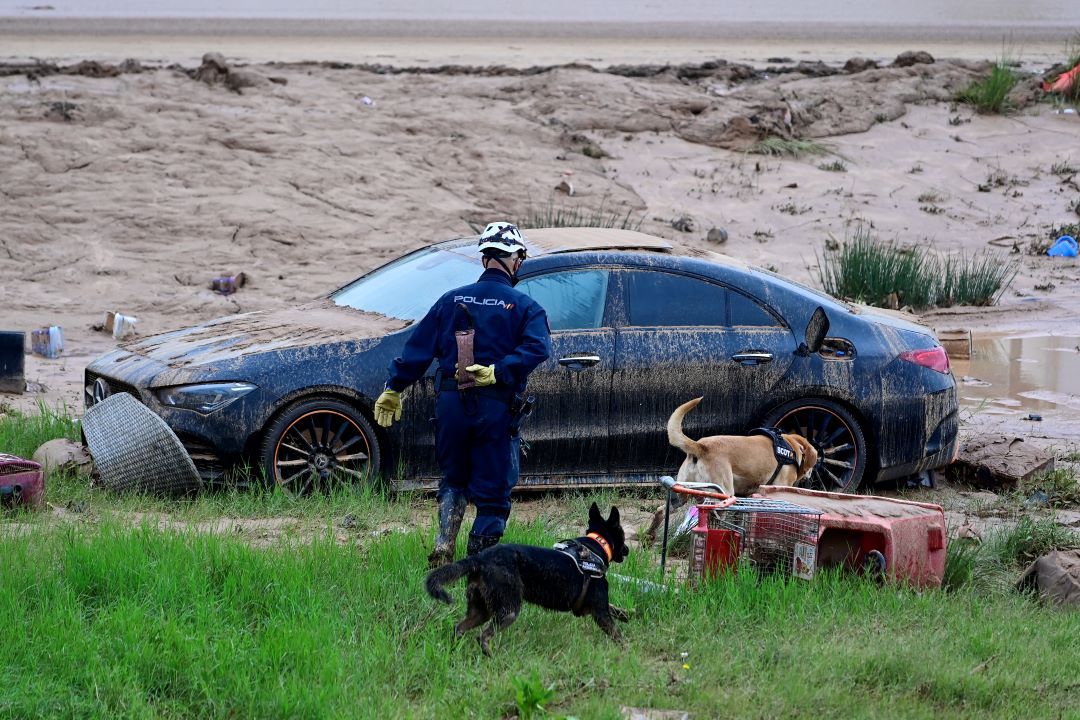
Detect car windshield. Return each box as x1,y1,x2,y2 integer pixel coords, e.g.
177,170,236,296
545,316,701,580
330,248,479,320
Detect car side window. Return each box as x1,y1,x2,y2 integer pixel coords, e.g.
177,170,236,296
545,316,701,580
729,290,781,327
624,271,727,327
516,270,609,331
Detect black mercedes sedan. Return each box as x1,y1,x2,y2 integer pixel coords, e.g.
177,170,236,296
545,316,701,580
84,228,958,493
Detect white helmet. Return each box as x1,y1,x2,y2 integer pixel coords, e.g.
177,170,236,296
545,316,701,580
478,221,527,257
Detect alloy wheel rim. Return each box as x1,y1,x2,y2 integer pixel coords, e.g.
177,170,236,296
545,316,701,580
273,410,371,492
775,406,859,492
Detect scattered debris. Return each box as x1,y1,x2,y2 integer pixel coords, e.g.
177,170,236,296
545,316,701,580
706,227,728,244
582,143,609,159
1047,235,1078,258
555,178,575,196
951,435,1055,490
892,50,935,67
960,376,991,387
1042,62,1080,95
44,101,79,122
937,329,971,360
0,331,25,394
0,453,45,510
194,52,229,85
1016,550,1080,607
671,215,695,233
211,272,247,295
360,95,375,106
1025,413,1043,422
100,311,138,339
844,57,879,74
32,438,93,476
30,326,63,359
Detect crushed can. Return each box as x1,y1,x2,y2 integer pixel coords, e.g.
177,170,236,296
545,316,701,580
211,272,247,295
0,331,25,393
0,454,45,510
30,326,64,359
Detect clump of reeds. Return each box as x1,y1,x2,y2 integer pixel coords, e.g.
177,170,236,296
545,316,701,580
817,226,1016,309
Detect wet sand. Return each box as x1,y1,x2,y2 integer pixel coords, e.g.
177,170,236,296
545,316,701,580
1,22,1079,448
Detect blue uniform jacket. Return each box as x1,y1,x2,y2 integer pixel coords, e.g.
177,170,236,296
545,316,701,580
386,268,551,395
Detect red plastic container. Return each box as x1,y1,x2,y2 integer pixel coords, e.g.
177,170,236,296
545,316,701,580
759,486,947,588
689,507,741,584
0,454,45,510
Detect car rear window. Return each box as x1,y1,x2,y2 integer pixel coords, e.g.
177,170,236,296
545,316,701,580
330,248,480,321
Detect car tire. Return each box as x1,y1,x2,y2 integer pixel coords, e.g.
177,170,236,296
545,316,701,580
258,397,381,494
761,398,867,493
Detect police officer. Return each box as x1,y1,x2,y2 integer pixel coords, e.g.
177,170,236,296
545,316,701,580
373,222,551,568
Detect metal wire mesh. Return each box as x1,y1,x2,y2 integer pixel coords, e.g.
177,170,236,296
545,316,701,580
706,498,821,578
82,392,202,496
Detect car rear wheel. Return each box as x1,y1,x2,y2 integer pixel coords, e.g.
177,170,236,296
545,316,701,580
258,398,381,493
762,398,867,493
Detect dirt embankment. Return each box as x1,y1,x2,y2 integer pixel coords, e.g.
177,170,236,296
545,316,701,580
1,51,1078,424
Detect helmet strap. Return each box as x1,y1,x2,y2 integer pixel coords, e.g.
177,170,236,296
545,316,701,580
486,254,521,286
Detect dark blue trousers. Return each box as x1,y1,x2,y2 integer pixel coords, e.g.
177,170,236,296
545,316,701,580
434,391,516,538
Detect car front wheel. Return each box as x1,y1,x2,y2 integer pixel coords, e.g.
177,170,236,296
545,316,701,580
258,397,381,493
762,398,867,493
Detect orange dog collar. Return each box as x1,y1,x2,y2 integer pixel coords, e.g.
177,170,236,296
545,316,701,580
586,532,613,562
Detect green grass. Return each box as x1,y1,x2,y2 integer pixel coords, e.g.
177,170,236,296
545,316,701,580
0,401,80,459
817,226,1017,309
749,137,834,159
955,62,1018,113
2,522,1079,719
817,160,848,172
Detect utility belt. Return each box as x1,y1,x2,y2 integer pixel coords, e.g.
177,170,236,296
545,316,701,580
437,378,515,404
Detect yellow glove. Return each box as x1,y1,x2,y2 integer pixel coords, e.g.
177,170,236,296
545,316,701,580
374,389,402,427
465,364,496,387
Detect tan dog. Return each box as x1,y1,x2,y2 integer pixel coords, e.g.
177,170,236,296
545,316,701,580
666,397,819,497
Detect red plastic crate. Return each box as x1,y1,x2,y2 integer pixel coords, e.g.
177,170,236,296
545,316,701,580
759,486,947,588
0,454,45,510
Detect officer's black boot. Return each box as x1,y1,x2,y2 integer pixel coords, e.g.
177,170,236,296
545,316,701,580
466,532,500,557
427,490,467,569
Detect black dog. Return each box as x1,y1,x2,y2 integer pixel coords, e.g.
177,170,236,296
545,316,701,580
425,502,631,655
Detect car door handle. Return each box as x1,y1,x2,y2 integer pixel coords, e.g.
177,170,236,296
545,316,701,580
558,355,602,370
732,352,774,365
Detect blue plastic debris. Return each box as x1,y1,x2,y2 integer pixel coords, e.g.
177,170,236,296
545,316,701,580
1047,235,1078,258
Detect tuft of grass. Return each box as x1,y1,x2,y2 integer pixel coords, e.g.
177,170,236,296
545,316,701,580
817,160,848,172
956,62,1018,113
512,673,558,720
1018,467,1080,508
749,137,833,158
0,401,80,459
817,226,1016,309
519,197,643,231
988,517,1080,566
1050,160,1078,176
937,251,1019,307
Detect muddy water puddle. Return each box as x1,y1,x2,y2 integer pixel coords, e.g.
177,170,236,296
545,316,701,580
952,335,1080,418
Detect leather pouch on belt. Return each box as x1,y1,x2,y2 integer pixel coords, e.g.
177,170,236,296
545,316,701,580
455,328,478,390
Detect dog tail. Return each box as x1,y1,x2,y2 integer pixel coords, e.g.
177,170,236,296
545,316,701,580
425,559,471,604
667,397,706,458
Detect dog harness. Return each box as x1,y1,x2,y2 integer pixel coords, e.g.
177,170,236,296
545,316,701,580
748,427,799,484
553,533,612,615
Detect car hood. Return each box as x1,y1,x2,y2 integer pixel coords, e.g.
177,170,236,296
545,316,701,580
120,300,411,369
848,304,936,337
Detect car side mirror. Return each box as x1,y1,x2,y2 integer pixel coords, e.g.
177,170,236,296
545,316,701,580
800,306,830,355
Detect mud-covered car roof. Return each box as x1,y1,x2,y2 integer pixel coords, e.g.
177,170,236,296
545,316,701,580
444,227,674,258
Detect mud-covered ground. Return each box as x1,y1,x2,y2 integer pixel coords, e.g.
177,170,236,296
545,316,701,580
1,51,1079,516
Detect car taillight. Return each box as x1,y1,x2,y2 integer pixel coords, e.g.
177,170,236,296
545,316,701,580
899,347,950,374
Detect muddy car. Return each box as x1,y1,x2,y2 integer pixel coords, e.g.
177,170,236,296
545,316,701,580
84,228,958,493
